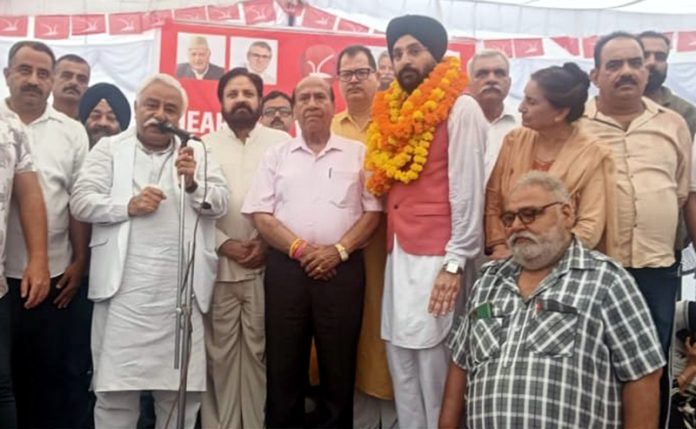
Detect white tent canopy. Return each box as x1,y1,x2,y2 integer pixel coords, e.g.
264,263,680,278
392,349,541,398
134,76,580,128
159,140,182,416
3,0,696,38
1,1,696,104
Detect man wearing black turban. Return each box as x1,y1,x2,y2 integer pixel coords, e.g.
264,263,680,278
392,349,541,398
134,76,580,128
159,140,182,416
79,82,131,148
376,14,489,429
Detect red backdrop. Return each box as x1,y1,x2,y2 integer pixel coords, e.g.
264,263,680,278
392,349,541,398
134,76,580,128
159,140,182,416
159,20,476,134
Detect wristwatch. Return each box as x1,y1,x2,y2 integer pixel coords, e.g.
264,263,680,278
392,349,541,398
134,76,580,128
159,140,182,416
443,261,462,274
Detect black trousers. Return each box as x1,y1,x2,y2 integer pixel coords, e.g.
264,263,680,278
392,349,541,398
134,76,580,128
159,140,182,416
8,276,91,429
628,263,680,429
0,293,16,428
265,249,365,429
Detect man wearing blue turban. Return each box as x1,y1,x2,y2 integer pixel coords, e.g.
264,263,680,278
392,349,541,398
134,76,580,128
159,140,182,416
79,82,131,148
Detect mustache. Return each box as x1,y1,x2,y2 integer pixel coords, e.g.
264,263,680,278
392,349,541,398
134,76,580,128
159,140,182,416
144,117,161,127
63,84,80,94
20,84,42,95
508,231,540,247
480,84,502,94
615,75,638,87
270,117,285,126
230,103,253,114
397,66,420,81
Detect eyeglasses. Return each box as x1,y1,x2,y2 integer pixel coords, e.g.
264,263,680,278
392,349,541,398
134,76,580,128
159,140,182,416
250,53,271,60
500,201,564,228
262,107,292,118
337,68,374,82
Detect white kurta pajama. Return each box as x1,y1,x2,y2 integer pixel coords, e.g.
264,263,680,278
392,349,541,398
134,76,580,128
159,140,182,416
381,96,488,429
70,129,229,429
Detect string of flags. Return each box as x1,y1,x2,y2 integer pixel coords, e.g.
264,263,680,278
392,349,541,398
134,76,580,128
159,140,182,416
1,0,696,55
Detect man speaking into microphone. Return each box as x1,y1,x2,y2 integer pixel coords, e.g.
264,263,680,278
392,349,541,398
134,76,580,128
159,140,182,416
69,73,229,429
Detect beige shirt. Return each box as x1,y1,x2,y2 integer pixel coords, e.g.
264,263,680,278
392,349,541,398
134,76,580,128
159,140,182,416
2,102,88,279
582,97,691,268
204,124,289,283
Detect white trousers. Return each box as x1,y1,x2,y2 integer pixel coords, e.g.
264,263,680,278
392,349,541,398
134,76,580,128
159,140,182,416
385,341,450,429
94,390,202,429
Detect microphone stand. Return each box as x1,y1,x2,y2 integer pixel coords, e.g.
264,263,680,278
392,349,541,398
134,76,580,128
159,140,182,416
173,134,194,429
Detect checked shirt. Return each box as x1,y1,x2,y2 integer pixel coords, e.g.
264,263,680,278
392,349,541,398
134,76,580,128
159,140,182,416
448,238,665,428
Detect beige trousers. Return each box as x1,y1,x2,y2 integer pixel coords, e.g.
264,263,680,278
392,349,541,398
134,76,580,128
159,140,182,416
201,277,265,429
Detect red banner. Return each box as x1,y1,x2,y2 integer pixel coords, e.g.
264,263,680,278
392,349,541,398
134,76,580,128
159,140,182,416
35,15,70,39
582,35,599,59
551,36,580,56
337,19,370,33
143,10,172,30
71,14,106,36
513,38,544,58
483,39,513,58
0,16,28,37
301,6,336,30
677,31,696,52
109,12,143,35
174,7,207,21
242,0,277,25
160,21,475,135
207,5,241,21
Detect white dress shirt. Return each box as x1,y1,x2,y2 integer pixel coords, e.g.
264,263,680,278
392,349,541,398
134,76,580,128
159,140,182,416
2,102,88,279
484,102,519,183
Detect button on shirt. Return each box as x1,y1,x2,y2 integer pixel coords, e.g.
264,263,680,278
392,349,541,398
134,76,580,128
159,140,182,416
448,238,665,429
1,102,89,278
582,97,691,268
205,124,290,282
0,114,34,298
241,134,382,245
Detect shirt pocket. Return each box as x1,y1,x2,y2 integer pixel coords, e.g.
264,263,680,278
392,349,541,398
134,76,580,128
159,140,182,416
469,316,507,364
325,170,359,208
524,300,578,357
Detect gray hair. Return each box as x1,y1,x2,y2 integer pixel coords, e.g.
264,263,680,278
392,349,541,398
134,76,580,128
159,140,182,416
135,73,188,114
511,171,571,204
467,49,510,77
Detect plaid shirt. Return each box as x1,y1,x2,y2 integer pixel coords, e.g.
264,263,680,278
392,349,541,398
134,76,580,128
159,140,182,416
448,238,665,429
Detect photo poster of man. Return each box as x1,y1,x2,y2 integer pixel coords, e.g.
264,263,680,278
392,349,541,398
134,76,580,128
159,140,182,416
159,21,475,135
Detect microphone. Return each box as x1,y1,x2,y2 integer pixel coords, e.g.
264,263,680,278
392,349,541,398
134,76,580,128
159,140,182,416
157,121,202,143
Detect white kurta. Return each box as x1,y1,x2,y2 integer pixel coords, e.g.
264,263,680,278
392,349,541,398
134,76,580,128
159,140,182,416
381,95,489,349
91,142,205,392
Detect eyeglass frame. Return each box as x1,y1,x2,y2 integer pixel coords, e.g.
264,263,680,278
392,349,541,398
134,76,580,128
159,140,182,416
262,106,293,118
499,201,565,228
337,67,375,82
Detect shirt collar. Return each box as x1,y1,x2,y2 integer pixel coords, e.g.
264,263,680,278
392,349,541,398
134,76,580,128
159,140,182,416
585,96,664,124
289,133,342,155
221,122,264,142
491,102,518,124
193,65,210,79
335,109,371,132
1,99,64,126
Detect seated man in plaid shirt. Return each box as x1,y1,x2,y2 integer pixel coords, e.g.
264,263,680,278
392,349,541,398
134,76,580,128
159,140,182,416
439,171,665,429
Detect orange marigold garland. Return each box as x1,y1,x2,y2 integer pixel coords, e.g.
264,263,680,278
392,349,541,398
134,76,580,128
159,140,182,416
365,56,468,196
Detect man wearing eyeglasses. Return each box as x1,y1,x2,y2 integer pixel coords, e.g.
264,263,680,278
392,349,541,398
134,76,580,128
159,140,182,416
246,41,276,85
332,45,398,429
440,171,664,429
200,68,289,429
259,90,294,133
